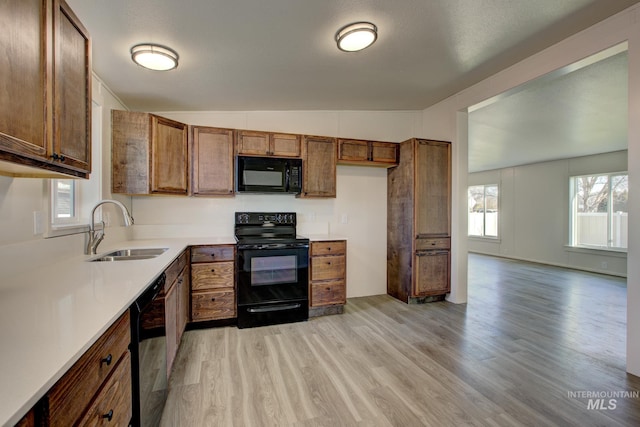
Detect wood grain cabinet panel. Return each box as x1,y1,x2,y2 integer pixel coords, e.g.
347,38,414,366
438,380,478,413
309,240,347,315
191,126,235,196
387,138,451,303
415,251,450,296
76,352,132,427
0,0,91,178
192,289,236,321
236,130,301,158
311,255,346,282
191,245,235,263
191,262,235,290
53,0,91,174
337,139,398,167
311,280,346,306
112,110,188,195
299,135,337,198
190,245,236,322
270,133,301,157
47,311,130,426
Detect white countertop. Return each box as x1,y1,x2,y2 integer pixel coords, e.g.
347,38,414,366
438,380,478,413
0,236,234,427
0,234,345,426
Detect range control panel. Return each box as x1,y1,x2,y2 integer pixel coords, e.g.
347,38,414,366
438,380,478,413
235,212,296,226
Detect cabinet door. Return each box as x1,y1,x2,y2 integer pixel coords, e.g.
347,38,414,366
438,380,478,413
0,0,49,161
176,266,190,344
236,130,269,155
192,126,234,196
415,140,451,237
338,139,369,162
53,0,91,174
165,283,178,377
151,115,188,194
301,136,337,198
270,133,301,157
370,142,397,164
414,250,450,296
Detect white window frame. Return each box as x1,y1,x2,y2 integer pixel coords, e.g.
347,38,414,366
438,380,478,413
468,184,499,238
569,172,628,252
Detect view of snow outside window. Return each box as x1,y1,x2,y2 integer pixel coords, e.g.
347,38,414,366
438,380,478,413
571,173,628,250
468,184,498,237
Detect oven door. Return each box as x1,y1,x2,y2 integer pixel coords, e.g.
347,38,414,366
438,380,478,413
236,244,309,328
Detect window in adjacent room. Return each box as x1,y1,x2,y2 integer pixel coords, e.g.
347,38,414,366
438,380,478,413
570,173,628,250
468,184,498,237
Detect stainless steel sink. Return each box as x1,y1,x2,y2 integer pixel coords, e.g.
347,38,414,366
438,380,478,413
89,248,168,262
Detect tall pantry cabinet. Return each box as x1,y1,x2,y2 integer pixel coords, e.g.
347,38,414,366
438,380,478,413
387,139,451,303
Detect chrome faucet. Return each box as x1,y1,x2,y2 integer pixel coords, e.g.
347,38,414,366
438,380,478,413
86,200,134,255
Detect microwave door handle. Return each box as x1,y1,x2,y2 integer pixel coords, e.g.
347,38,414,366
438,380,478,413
285,165,290,192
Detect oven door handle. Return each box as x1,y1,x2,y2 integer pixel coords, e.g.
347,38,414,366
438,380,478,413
247,303,302,313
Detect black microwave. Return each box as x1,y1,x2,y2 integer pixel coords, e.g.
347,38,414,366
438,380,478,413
236,156,303,194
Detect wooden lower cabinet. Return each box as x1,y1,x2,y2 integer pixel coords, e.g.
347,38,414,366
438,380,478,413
415,250,450,297
77,352,132,427
46,311,131,426
309,240,347,317
191,245,236,321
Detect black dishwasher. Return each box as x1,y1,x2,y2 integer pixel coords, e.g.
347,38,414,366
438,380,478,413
130,273,167,427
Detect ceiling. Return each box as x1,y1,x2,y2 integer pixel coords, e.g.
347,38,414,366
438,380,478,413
468,47,628,172
65,0,636,172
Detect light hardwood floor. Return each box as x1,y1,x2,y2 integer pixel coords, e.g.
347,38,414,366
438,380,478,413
161,254,640,426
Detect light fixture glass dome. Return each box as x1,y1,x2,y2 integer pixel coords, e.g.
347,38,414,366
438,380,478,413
336,22,378,52
130,44,179,71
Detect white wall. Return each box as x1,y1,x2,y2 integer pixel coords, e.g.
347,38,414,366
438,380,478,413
0,75,128,279
468,151,627,276
420,4,640,375
130,110,422,298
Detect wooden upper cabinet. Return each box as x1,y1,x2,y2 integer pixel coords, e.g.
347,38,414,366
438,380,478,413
337,139,398,167
236,130,301,157
151,116,188,194
299,135,337,198
371,142,398,164
271,133,301,157
191,126,234,196
53,0,91,174
112,110,188,195
415,139,451,237
0,0,91,178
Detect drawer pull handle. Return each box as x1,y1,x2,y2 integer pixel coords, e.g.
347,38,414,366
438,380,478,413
102,409,114,421
210,253,216,257
101,354,113,366
211,297,216,302
211,269,215,272
327,247,331,251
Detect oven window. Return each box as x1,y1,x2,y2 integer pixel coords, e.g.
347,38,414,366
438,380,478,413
251,255,297,285
243,170,283,186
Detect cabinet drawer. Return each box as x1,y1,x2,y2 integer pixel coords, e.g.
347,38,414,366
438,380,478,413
415,238,450,251
311,240,346,256
191,245,235,263
311,280,346,307
77,351,132,427
165,250,189,291
191,261,235,290
311,255,346,281
192,289,236,321
48,311,130,426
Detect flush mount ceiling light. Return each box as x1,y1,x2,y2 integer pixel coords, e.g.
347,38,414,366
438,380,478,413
335,22,377,52
130,43,179,71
